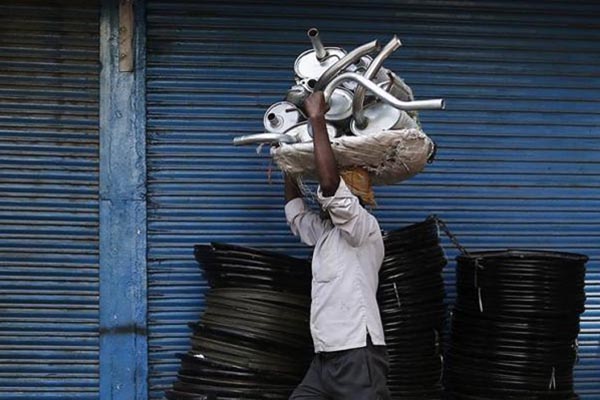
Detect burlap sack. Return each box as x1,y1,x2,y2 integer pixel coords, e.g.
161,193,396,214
271,128,434,186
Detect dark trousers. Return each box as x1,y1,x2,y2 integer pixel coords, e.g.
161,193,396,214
290,338,391,400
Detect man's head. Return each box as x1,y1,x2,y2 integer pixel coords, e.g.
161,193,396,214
341,167,376,207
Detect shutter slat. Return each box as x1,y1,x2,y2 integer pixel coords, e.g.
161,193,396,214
0,1,100,399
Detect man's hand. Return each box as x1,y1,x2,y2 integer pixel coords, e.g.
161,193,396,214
304,91,329,119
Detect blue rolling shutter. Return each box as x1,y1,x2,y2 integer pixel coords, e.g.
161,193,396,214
0,1,100,399
145,1,600,398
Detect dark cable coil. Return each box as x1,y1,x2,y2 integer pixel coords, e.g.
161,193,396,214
378,216,447,400
444,249,587,400
165,243,312,400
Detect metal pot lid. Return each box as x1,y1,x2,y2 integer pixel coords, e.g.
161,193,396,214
263,101,305,133
294,47,347,80
350,102,402,136
325,87,353,121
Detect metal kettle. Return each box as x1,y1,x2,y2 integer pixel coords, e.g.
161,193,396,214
263,101,305,134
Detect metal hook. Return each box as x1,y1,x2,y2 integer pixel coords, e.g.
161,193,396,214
434,216,471,257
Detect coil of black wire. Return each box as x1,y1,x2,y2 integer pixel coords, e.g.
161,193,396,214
379,216,447,400
165,243,313,400
444,249,587,400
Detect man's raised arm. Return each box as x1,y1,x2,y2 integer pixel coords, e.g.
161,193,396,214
304,92,339,196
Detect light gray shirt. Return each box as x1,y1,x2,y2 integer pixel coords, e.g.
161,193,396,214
285,178,386,352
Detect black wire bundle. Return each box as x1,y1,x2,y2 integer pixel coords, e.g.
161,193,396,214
165,243,313,400
379,216,447,400
444,250,588,400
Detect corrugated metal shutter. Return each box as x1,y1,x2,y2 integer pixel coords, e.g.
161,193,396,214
145,1,600,398
0,1,100,399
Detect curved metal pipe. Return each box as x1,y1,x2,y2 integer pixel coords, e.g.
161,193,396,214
233,132,297,146
324,72,445,112
314,39,381,91
353,36,402,128
307,28,327,61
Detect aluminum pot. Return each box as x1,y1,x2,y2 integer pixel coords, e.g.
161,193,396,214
294,28,346,81
325,87,354,128
263,101,305,133
284,121,338,143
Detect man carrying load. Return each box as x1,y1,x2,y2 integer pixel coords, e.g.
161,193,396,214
284,91,391,400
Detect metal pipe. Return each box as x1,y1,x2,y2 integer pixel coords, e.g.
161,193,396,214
267,113,283,129
353,36,401,128
314,39,381,91
324,72,445,112
233,132,297,146
307,28,327,61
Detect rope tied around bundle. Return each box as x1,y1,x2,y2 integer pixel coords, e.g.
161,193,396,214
434,216,490,312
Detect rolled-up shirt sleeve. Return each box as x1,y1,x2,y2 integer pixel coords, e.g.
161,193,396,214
285,198,330,247
317,178,378,247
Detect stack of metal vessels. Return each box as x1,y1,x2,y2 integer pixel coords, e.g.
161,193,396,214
233,28,444,187
233,28,445,147
165,243,312,400
445,250,587,400
379,217,447,400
